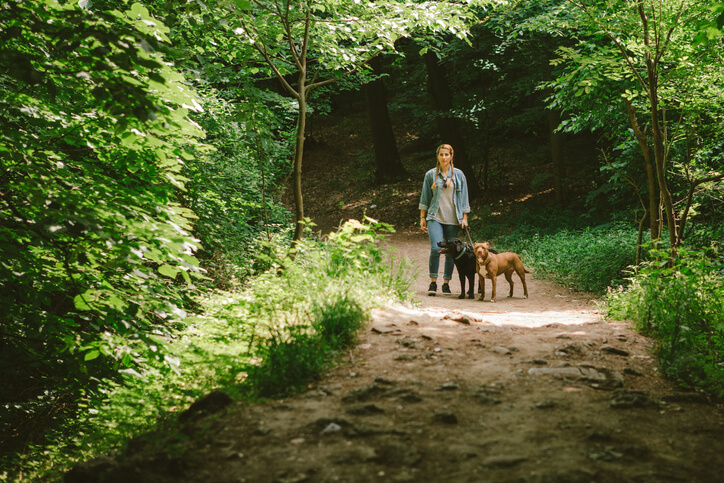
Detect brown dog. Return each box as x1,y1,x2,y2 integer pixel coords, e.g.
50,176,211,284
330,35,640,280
474,242,529,302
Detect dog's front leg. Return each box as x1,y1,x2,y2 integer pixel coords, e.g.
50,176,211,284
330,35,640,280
490,275,497,302
457,272,466,299
467,274,475,299
477,275,485,301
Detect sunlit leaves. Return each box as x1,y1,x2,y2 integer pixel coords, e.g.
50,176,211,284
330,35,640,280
0,0,208,399
224,0,485,82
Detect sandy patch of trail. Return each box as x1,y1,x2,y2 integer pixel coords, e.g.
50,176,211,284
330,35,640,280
393,231,601,328
77,232,724,483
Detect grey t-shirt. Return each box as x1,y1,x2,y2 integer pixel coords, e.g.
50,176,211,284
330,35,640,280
434,181,458,225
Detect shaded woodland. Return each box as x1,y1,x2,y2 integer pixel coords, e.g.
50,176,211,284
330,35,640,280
1,0,723,479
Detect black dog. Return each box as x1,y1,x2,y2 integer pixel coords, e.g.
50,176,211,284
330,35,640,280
437,238,477,299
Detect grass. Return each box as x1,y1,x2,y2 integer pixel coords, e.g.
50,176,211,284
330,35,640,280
2,217,414,482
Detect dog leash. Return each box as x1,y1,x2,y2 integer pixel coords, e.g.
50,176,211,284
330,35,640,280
463,226,475,248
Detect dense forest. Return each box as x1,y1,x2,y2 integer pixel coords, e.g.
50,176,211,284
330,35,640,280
1,0,723,480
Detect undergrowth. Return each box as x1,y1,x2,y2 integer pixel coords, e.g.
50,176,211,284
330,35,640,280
2,218,413,482
474,207,644,294
505,225,644,293
476,208,724,396
604,245,724,396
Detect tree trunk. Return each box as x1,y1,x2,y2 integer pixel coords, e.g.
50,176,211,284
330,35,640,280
424,51,481,198
548,108,565,205
645,55,678,250
364,56,407,183
636,4,678,251
292,76,307,242
625,99,660,241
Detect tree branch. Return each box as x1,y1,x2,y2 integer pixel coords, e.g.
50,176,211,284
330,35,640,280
679,172,724,238
238,15,300,99
569,0,650,94
306,49,381,93
656,0,687,64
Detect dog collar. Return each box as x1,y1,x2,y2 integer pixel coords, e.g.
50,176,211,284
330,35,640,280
455,246,467,260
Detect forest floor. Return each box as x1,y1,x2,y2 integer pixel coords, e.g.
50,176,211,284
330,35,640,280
98,233,724,483
75,109,724,482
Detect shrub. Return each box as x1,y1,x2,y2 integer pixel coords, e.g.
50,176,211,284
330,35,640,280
1,218,413,481
243,217,409,397
604,245,724,395
484,224,643,294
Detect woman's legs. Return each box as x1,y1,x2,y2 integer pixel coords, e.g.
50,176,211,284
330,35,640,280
427,220,444,281
427,220,459,282
441,223,460,281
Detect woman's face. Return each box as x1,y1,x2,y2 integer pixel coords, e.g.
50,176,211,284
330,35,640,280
437,148,452,168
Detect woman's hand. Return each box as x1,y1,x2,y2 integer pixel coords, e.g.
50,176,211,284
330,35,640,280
461,216,469,230
420,217,427,233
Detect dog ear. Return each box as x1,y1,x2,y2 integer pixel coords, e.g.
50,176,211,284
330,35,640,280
483,241,490,249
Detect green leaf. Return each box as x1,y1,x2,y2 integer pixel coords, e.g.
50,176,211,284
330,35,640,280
84,350,100,361
158,264,180,278
74,294,92,310
234,0,252,10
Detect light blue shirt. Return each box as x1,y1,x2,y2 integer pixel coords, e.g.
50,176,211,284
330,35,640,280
419,167,470,225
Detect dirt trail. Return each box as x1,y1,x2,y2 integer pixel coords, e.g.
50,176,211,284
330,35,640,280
96,232,724,483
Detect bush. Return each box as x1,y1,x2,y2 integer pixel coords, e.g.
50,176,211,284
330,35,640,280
243,217,411,397
185,88,295,289
2,218,413,481
604,245,724,395
0,1,206,462
480,223,644,294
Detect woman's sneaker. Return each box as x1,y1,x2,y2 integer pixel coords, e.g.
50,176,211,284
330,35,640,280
427,281,437,296
441,283,451,294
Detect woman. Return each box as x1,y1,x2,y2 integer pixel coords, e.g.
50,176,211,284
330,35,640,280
418,144,470,295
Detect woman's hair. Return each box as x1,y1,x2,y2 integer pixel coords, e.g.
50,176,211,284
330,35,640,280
432,144,455,189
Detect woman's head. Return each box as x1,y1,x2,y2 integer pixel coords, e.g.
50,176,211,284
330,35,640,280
436,144,454,166
433,144,454,189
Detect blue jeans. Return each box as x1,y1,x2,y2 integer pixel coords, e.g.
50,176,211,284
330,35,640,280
427,220,459,280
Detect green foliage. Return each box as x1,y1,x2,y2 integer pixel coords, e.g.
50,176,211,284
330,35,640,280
229,0,483,77
236,217,413,397
2,217,413,481
474,208,644,293
314,296,366,350
184,88,295,288
541,0,724,242
604,245,724,395
250,294,366,398
250,325,327,398
694,2,724,45
511,225,645,293
0,0,206,458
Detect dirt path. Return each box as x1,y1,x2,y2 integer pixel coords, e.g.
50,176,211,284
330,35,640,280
103,232,724,483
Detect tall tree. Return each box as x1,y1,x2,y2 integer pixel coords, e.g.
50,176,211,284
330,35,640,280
424,51,482,198
541,0,724,252
364,55,407,183
566,0,724,251
223,0,485,240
